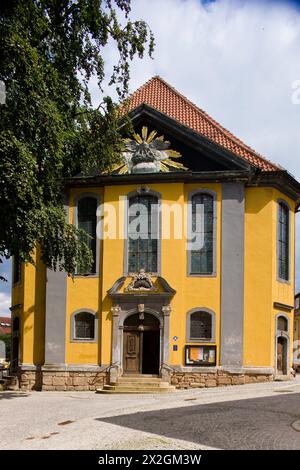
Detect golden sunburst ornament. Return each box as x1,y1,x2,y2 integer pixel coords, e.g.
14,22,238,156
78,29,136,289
110,126,188,174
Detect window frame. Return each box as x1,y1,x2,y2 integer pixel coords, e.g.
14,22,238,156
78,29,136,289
187,189,217,277
277,199,291,283
186,308,216,343
277,315,288,332
73,193,100,277
124,188,161,275
70,309,98,343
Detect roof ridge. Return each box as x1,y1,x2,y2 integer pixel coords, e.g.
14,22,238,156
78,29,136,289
127,76,161,102
148,76,281,171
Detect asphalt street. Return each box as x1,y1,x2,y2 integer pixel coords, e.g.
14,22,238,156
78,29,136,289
0,376,300,450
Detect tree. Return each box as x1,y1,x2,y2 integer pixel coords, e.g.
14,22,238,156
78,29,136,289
0,0,154,279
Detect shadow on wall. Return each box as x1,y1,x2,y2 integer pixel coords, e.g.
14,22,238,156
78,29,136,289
21,250,46,368
95,392,300,450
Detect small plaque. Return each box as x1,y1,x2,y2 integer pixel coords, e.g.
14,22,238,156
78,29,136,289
173,345,178,351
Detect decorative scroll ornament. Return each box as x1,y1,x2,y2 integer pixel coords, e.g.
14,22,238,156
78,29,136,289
125,269,158,292
110,126,188,174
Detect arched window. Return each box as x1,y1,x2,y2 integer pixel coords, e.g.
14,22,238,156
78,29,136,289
277,315,288,332
74,312,95,340
188,192,215,275
187,309,215,342
127,193,159,273
77,196,97,274
278,201,290,281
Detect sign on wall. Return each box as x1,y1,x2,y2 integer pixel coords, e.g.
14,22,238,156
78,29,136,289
185,345,216,366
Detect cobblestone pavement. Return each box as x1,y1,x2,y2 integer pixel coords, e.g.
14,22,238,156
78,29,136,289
0,376,300,450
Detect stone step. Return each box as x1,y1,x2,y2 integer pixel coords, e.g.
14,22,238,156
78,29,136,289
111,381,171,388
113,379,169,387
96,373,176,394
98,389,176,394
97,385,176,394
121,374,159,377
117,376,162,383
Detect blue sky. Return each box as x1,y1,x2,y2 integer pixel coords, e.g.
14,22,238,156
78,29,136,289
0,259,11,316
1,0,300,316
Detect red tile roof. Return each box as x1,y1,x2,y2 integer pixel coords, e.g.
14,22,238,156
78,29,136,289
0,316,11,335
126,76,280,172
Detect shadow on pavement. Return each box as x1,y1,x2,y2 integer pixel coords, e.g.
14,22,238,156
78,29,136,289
0,391,29,400
95,392,300,450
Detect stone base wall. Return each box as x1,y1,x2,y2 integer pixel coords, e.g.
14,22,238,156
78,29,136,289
19,370,42,391
170,370,274,389
18,367,277,391
19,369,108,391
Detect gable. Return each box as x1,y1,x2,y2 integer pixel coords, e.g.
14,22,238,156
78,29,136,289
124,76,280,172
121,104,251,172
66,77,300,205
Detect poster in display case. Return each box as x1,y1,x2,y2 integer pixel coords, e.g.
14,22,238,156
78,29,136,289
185,345,216,366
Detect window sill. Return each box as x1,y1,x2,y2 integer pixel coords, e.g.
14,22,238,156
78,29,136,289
70,338,97,343
73,274,99,279
186,339,215,343
126,272,160,276
187,273,216,278
277,277,291,286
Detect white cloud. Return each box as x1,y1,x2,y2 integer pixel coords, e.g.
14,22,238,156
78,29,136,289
92,0,300,290
0,292,11,317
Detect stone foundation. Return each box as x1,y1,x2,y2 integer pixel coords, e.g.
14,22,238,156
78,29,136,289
18,365,279,391
19,367,109,391
19,367,42,391
170,369,274,389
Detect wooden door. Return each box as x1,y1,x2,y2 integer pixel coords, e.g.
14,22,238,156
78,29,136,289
123,331,141,373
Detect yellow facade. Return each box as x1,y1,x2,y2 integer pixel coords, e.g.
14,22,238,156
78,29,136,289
10,77,300,391
12,184,296,375
243,188,295,368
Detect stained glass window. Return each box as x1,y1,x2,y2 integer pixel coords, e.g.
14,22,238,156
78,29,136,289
278,202,289,281
75,312,95,339
77,197,97,274
190,311,212,340
189,193,214,275
128,194,159,273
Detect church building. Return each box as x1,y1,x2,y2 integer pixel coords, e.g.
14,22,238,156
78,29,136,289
11,77,300,391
